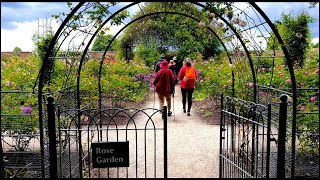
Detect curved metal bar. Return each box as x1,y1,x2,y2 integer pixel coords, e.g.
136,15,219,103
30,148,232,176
97,10,237,108
249,2,297,177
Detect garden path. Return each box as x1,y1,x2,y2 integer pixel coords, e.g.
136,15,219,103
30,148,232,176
140,84,220,178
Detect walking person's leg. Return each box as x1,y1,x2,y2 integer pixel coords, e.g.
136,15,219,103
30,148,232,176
165,93,172,116
187,88,194,116
181,88,187,113
157,92,165,111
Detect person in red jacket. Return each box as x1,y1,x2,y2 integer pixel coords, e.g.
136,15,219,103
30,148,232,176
153,60,175,116
178,58,198,116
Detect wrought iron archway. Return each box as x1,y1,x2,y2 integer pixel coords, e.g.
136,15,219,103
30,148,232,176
35,2,309,178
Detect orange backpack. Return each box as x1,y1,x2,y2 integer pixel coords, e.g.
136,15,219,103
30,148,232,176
183,67,197,85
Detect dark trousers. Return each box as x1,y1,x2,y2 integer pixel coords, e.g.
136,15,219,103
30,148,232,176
181,88,194,112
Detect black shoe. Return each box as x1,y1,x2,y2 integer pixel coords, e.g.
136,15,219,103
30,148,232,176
183,109,186,113
187,112,190,116
168,111,172,116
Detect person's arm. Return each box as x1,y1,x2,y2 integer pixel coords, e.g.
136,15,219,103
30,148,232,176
178,67,184,81
153,72,160,86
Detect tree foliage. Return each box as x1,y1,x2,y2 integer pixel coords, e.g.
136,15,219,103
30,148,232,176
116,2,223,66
13,47,22,52
311,42,319,48
266,12,314,67
32,30,59,85
91,34,118,51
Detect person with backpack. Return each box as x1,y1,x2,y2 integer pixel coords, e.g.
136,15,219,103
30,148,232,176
178,58,198,116
153,60,175,116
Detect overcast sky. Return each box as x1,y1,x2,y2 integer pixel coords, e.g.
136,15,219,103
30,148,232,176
1,2,319,52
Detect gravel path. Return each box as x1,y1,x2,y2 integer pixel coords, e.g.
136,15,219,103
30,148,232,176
143,84,220,178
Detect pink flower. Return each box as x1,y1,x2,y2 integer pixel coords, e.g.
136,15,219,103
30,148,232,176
239,20,247,27
247,82,254,87
316,69,319,75
305,71,309,75
280,65,285,68
216,67,220,70
5,81,10,87
279,82,284,86
300,106,306,111
280,74,284,77
300,83,304,87
223,84,227,87
259,91,266,95
310,97,316,102
200,80,204,83
286,79,291,83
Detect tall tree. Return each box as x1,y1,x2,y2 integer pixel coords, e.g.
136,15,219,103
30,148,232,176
13,47,22,52
267,12,314,67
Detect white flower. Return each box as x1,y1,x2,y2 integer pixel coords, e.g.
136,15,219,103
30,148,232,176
209,20,215,27
199,21,206,28
232,17,240,24
210,12,215,18
212,18,218,23
229,64,235,69
239,20,247,27
216,21,224,28
224,10,230,17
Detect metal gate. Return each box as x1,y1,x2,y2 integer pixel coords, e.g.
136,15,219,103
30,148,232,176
47,96,168,178
219,94,288,178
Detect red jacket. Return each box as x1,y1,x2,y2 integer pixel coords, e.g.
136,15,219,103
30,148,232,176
178,66,198,89
153,65,175,94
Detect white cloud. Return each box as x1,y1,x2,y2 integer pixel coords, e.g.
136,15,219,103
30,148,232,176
1,21,40,52
1,18,126,52
311,38,319,44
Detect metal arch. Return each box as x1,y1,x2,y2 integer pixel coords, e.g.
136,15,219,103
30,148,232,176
193,2,257,104
75,2,139,111
37,2,85,178
97,10,237,110
249,2,297,177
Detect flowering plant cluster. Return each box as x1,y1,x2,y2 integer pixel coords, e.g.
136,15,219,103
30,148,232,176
195,49,319,154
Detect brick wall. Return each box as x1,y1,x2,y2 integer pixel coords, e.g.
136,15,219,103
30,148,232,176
1,51,118,60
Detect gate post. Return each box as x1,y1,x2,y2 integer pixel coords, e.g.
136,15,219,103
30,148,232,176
219,94,224,178
277,94,288,178
0,128,3,179
163,106,168,178
47,95,57,178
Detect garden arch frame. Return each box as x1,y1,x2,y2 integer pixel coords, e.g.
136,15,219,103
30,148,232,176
36,2,301,178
